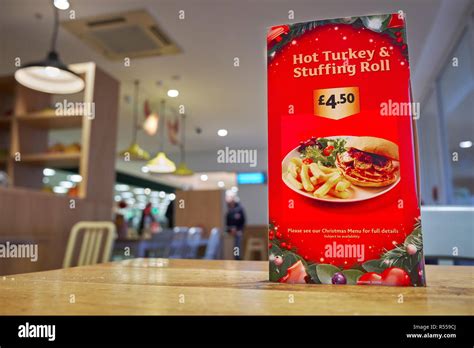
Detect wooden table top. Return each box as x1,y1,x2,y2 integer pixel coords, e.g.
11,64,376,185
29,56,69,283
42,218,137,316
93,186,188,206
0,259,472,315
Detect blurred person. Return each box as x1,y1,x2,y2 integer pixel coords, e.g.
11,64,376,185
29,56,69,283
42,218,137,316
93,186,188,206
138,202,156,237
225,194,246,260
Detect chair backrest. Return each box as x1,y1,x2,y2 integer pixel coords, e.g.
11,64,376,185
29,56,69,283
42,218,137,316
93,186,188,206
169,226,189,258
184,227,203,258
63,221,116,268
148,229,175,258
204,228,222,259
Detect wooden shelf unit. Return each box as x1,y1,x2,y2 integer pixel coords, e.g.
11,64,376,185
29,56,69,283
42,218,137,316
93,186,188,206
20,152,81,168
0,62,120,276
15,113,84,129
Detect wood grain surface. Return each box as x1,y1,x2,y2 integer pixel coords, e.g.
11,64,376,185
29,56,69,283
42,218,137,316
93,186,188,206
0,259,472,315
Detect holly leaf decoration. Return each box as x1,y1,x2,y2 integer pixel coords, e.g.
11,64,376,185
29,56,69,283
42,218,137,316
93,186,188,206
362,259,387,273
306,264,321,284
279,252,298,279
341,269,365,285
316,264,340,284
269,260,281,282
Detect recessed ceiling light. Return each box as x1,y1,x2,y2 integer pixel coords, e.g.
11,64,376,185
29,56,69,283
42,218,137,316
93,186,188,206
115,184,130,191
231,186,238,193
159,191,166,198
68,174,82,183
217,181,225,188
217,129,228,137
53,186,68,194
43,168,56,176
121,192,133,199
59,181,74,188
200,174,209,182
459,140,472,148
144,188,151,195
167,89,179,98
168,193,176,201
54,0,70,10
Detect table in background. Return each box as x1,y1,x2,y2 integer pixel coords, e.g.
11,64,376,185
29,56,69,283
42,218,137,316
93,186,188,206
0,260,472,315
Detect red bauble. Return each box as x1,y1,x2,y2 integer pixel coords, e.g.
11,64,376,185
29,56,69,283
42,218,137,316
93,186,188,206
357,272,382,285
381,267,412,286
387,14,405,28
279,260,307,284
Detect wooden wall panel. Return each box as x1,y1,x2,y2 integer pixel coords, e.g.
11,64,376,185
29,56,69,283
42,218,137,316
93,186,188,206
174,190,225,237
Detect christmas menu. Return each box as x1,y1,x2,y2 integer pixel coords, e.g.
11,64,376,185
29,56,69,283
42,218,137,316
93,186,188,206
267,14,426,286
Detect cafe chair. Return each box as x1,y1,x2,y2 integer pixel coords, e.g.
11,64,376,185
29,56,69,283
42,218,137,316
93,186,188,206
145,229,174,258
183,227,203,258
169,226,189,258
63,221,116,268
204,227,222,259
244,237,267,261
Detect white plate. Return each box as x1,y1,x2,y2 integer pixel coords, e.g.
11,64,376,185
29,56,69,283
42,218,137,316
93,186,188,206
281,136,400,203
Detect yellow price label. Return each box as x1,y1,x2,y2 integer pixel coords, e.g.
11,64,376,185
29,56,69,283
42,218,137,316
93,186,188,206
314,87,360,120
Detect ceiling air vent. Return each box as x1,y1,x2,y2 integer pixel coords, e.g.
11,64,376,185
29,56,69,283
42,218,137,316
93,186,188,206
61,9,181,60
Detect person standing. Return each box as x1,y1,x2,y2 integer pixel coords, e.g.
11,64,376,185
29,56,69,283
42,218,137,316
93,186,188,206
225,196,246,260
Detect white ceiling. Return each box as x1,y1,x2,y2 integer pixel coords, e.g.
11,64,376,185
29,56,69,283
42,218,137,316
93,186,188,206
0,0,468,185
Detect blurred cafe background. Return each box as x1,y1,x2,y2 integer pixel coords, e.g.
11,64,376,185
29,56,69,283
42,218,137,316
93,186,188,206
0,0,472,275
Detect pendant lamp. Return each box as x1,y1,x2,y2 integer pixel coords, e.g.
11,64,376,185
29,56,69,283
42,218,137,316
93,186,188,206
119,80,150,161
14,6,84,94
146,100,176,173
174,113,193,175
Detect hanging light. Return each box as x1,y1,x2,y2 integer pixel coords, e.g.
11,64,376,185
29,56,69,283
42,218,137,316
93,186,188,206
174,113,193,176
143,112,159,136
14,5,84,94
119,80,150,161
146,100,176,173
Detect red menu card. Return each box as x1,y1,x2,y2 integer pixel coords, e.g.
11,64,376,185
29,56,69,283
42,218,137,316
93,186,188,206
267,14,426,286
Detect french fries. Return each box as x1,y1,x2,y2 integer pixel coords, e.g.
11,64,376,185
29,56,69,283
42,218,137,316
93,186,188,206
329,188,351,199
300,164,314,192
335,179,351,192
287,161,299,178
286,172,303,190
317,161,338,174
285,157,352,200
314,172,342,197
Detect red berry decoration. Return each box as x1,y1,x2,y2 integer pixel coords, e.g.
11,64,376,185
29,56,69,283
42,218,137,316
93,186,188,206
331,272,347,285
286,243,292,250
395,31,401,37
276,232,282,239
381,267,411,286
269,235,274,240
406,244,417,255
357,272,383,285
396,37,403,43
268,243,272,249
280,242,287,249
402,44,407,50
